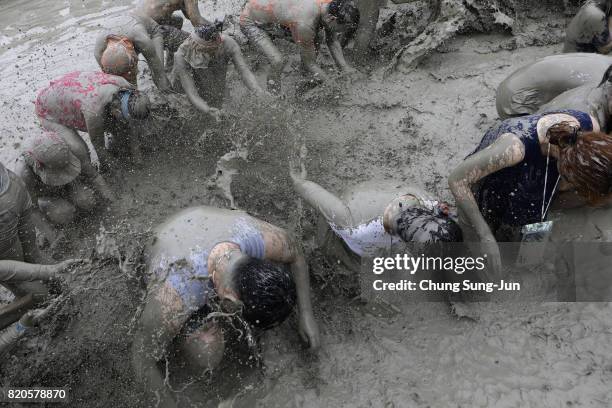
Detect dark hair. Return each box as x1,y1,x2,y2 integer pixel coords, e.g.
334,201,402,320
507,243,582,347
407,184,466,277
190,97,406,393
550,130,612,203
234,258,297,329
598,64,612,87
395,206,463,244
329,0,360,27
195,20,224,41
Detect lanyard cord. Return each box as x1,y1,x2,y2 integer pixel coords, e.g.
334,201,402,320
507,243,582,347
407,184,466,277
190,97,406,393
541,142,561,222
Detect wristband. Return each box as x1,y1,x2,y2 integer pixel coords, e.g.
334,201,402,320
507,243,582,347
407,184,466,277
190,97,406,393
15,322,27,333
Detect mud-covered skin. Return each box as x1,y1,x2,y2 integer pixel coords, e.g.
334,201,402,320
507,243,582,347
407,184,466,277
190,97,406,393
135,0,208,27
495,53,612,119
94,15,172,91
133,206,318,407
564,0,612,54
240,0,356,91
448,113,590,280
171,33,266,118
538,82,612,132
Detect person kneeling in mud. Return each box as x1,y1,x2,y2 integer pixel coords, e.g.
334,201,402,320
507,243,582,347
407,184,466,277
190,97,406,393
94,16,173,91
35,71,150,169
0,258,80,347
14,135,111,245
290,159,462,272
448,109,612,280
538,65,612,132
495,54,612,119
170,22,268,122
240,0,360,93
132,206,319,408
564,0,612,54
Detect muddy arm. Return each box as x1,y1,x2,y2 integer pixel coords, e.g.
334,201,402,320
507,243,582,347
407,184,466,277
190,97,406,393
294,25,329,80
83,115,117,202
225,37,265,95
256,221,320,349
175,55,221,120
0,261,61,282
94,34,106,68
324,27,354,72
133,30,172,92
17,211,42,264
132,287,187,408
290,173,353,227
181,0,209,26
448,133,525,277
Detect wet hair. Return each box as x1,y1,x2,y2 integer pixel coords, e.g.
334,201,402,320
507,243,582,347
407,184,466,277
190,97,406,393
395,206,463,244
329,0,360,29
195,20,224,41
549,128,612,204
114,89,150,120
234,258,297,329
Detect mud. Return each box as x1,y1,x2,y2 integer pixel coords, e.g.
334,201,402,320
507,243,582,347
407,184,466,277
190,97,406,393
1,0,612,407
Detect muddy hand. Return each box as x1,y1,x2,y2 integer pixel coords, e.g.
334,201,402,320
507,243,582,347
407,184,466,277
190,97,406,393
207,108,224,123
19,307,52,329
299,312,320,350
54,259,88,274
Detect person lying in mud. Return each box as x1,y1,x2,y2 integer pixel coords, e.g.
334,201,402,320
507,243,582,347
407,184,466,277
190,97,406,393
35,71,150,168
290,161,462,271
240,0,360,93
94,16,172,91
132,206,319,407
0,259,79,332
496,53,612,119
170,21,268,121
537,65,612,132
133,0,210,69
14,135,111,245
564,0,612,54
448,110,612,279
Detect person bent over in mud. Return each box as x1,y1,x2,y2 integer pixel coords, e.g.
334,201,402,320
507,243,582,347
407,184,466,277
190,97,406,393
564,0,612,54
132,206,319,408
94,17,172,91
0,259,80,354
133,0,210,70
170,22,268,122
495,54,612,119
35,71,150,169
14,134,111,246
448,109,612,280
538,65,612,132
240,0,360,93
290,157,462,272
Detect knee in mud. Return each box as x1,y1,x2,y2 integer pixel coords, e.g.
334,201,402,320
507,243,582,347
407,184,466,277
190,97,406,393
40,199,77,225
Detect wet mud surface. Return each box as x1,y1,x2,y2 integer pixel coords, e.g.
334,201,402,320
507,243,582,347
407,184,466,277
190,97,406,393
1,0,612,407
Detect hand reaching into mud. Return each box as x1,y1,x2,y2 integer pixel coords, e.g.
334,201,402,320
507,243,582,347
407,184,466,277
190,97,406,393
52,259,87,275
298,311,320,350
207,107,224,123
289,144,308,182
18,307,52,329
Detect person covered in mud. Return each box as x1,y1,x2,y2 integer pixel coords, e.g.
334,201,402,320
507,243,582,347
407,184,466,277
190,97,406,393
537,65,612,132
133,0,210,69
239,0,360,93
448,109,612,278
35,71,150,168
495,53,612,119
170,21,268,121
564,0,612,54
94,16,172,91
14,134,112,244
132,206,319,407
289,156,462,271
